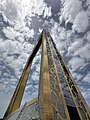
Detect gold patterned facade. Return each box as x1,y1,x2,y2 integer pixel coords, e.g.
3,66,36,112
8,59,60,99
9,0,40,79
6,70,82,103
2,30,90,120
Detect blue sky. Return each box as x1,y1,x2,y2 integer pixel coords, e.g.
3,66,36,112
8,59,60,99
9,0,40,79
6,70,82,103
0,0,90,118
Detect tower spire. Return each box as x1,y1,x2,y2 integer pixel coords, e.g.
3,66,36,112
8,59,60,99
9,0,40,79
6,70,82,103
3,30,90,120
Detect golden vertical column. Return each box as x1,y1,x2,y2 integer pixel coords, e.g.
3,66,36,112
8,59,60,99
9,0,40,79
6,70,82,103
49,33,90,120
4,33,42,118
46,39,70,120
39,30,54,120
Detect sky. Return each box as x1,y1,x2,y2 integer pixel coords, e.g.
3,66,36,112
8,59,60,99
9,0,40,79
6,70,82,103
0,0,90,118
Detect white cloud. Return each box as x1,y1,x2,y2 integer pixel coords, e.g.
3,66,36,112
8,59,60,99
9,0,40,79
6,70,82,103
0,0,18,20
50,22,73,53
3,25,35,41
82,72,90,83
68,57,85,72
68,39,82,54
39,28,43,33
44,6,52,18
14,21,29,32
0,12,10,23
0,40,21,55
60,0,82,23
74,44,90,60
60,0,90,33
25,29,34,39
3,27,20,40
72,10,89,32
16,0,52,19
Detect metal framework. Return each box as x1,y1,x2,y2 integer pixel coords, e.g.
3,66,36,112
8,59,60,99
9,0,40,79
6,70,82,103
3,30,90,120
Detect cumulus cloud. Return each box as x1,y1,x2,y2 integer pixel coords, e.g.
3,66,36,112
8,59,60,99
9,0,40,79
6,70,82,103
0,39,22,56
60,0,90,33
44,6,52,18
0,0,18,20
68,40,82,54
72,10,89,33
0,25,35,94
82,72,90,83
16,0,52,21
68,57,85,72
3,27,20,40
74,43,90,60
60,0,82,23
24,29,34,40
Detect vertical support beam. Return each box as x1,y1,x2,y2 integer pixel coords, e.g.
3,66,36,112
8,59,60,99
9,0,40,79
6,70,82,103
46,38,70,120
39,30,54,120
4,33,42,118
49,33,90,120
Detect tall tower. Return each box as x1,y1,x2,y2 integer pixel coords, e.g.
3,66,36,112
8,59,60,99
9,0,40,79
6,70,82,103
3,30,90,120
